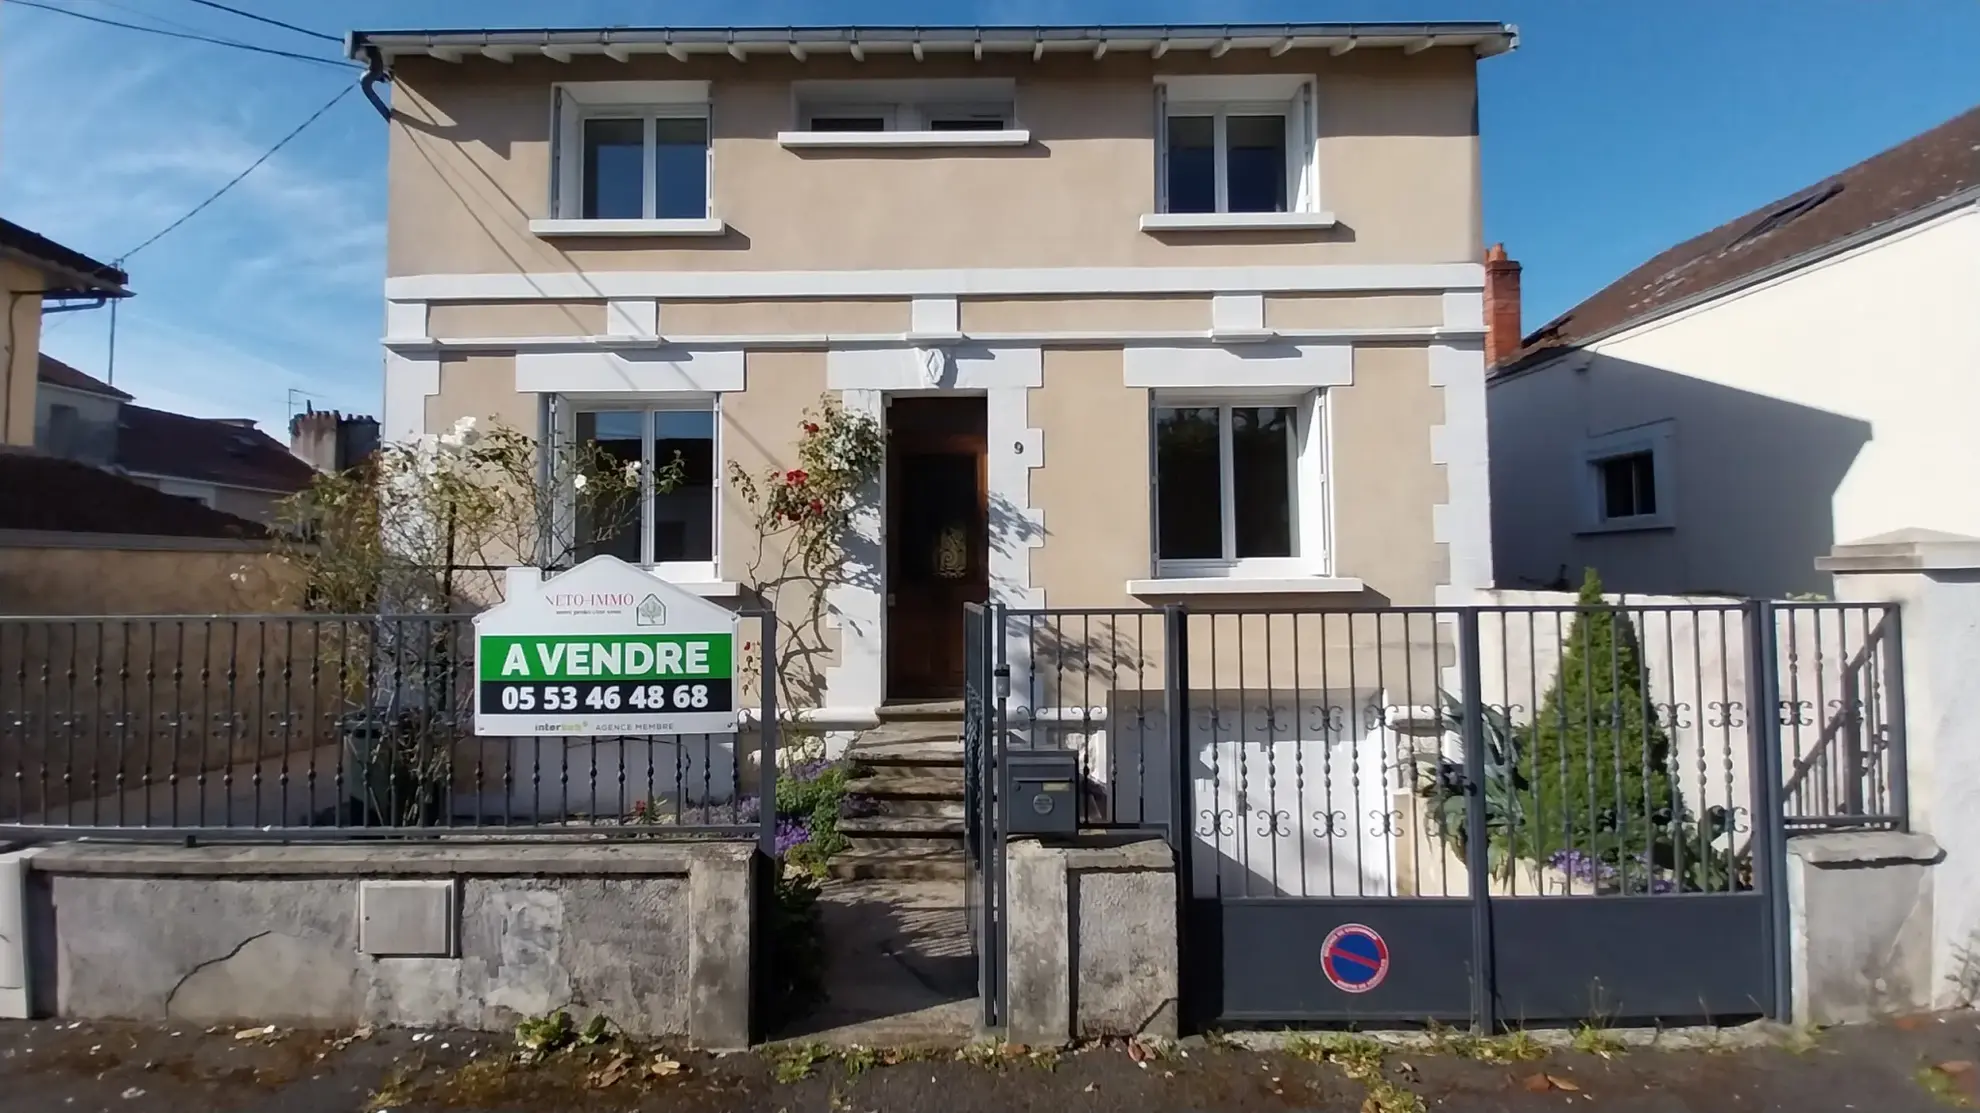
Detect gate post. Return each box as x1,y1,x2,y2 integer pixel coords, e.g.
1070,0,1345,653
1163,603,1191,1024
1744,599,1791,1020
1455,608,1496,1032
758,619,779,858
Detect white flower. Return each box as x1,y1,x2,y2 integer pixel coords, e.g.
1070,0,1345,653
572,473,589,491
449,416,481,446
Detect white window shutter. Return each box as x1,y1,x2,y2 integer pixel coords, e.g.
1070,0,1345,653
1154,84,1169,214
549,87,566,219
1294,80,1318,213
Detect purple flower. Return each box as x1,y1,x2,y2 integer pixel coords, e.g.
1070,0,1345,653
1547,849,1617,883
774,819,812,856
728,795,761,824
789,758,832,783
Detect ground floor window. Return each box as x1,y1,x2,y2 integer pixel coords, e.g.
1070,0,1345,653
572,401,718,578
1154,395,1324,576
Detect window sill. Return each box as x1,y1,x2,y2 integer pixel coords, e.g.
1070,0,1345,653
1575,517,1675,536
529,218,727,238
777,129,1031,149
1139,211,1338,233
1127,575,1366,597
657,579,743,598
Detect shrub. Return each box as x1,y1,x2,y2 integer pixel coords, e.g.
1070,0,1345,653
1517,568,1678,866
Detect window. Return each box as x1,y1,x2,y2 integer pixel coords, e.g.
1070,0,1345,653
1579,421,1675,533
1596,452,1656,521
1157,78,1317,216
781,80,1027,147
799,99,1014,132
573,403,718,579
547,82,715,230
1155,399,1323,574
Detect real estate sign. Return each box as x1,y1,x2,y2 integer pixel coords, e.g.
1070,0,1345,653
472,555,740,736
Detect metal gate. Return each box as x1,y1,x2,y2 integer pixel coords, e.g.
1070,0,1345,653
961,602,1005,1028
963,599,1905,1030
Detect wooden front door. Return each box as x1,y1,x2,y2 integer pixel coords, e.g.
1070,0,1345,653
885,397,988,700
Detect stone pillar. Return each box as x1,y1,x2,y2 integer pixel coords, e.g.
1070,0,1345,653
1005,837,1177,1047
1817,528,1980,1009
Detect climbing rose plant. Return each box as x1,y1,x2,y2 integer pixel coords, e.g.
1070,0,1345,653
727,397,884,574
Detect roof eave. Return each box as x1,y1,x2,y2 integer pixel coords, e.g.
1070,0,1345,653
348,22,1519,64
0,244,131,299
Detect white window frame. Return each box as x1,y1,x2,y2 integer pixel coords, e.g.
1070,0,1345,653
1147,75,1330,232
1151,391,1330,579
780,78,1028,148
1578,420,1677,534
559,394,723,584
539,81,721,236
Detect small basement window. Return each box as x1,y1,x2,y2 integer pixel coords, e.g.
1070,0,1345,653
1596,451,1656,521
1579,421,1676,533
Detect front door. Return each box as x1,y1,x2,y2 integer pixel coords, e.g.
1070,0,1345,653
885,397,988,700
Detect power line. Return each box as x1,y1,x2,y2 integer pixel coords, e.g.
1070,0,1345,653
174,0,338,44
119,82,356,263
9,0,355,68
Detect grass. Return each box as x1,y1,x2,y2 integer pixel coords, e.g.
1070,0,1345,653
839,1045,878,1080
1571,1021,1627,1058
768,1041,832,1084
1287,1033,1424,1113
366,1055,422,1111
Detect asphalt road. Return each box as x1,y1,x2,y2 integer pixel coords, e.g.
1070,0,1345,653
0,1014,1972,1112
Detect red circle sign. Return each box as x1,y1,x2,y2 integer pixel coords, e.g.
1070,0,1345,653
1322,923,1391,994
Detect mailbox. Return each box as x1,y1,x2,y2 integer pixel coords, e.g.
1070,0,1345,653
1004,749,1080,837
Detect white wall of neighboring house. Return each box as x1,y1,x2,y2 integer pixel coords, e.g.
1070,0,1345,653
33,381,120,465
1491,205,1980,598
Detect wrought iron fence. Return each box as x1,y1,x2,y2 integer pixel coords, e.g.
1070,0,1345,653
975,599,1908,899
0,613,777,841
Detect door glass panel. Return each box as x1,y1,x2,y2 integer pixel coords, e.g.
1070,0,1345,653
898,454,978,585
653,116,710,220
1156,407,1223,560
581,117,645,220
652,409,715,562
575,410,643,563
1231,406,1294,558
1226,114,1288,213
1165,115,1216,214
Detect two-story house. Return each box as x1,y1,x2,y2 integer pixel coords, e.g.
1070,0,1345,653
350,22,1515,723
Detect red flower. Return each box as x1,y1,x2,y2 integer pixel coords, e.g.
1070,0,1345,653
802,421,820,434
785,468,809,485
808,498,825,515
743,641,753,652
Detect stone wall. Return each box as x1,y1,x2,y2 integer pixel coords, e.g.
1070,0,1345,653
10,841,756,1047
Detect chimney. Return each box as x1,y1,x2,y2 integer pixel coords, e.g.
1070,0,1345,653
1484,243,1523,368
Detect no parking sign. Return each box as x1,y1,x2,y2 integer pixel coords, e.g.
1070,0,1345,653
1321,923,1391,994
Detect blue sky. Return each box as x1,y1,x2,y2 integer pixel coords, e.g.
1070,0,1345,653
2,1,1976,434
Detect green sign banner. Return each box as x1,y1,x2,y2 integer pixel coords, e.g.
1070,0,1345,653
478,634,734,683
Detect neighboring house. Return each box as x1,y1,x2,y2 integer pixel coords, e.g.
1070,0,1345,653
288,406,381,474
0,446,298,615
351,21,1514,714
1,219,128,448
1487,104,1980,598
32,357,319,523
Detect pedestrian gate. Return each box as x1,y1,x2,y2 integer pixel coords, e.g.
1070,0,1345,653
960,600,1906,1030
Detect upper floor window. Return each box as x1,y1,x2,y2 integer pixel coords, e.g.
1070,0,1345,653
1153,75,1322,223
780,79,1028,149
544,82,719,235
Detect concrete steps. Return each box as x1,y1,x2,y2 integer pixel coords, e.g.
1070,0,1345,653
829,711,967,882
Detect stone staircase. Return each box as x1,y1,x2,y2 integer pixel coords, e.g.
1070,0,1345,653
829,702,967,881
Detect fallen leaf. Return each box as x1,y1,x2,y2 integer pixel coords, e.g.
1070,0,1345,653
119,1088,145,1100
233,1026,275,1041
1127,1041,1149,1063
1547,1075,1582,1092
1082,1082,1098,1093
1939,1060,1977,1077
587,1051,633,1088
651,1056,684,1078
1523,1073,1556,1093
1893,1014,1929,1032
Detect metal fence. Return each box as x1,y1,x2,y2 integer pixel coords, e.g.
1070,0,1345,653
0,613,778,842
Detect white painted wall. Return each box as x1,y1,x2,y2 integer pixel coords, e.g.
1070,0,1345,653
1491,206,1980,598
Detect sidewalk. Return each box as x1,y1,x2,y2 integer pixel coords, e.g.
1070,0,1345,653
0,1013,1974,1113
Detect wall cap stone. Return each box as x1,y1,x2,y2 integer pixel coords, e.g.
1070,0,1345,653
1817,528,1980,573
1787,830,1942,868
1010,835,1171,873
28,840,752,877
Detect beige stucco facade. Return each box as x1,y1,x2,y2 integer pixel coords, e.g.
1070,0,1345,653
2,259,48,447
375,36,1500,722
